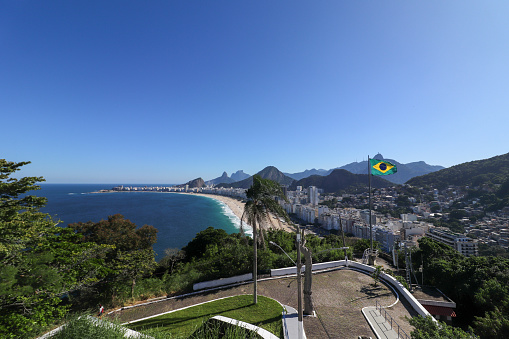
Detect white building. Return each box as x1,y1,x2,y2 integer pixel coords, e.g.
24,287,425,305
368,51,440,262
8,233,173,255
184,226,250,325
426,228,478,256
308,186,319,206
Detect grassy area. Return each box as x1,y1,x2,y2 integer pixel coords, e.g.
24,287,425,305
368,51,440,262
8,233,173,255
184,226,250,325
127,295,283,338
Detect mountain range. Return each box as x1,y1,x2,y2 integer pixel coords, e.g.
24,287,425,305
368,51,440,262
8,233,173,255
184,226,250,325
184,151,509,210
201,154,445,191
205,170,250,186
289,169,393,194
338,153,445,184
284,154,444,184
215,166,294,189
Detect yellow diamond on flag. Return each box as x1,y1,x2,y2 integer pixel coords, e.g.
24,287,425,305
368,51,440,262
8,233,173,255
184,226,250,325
369,159,397,176
373,161,394,173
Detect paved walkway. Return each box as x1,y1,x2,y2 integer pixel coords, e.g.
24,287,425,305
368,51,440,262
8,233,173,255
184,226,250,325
362,307,410,339
283,305,306,339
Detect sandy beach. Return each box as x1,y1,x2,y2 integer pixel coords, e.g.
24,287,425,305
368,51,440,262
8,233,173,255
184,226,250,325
192,193,296,233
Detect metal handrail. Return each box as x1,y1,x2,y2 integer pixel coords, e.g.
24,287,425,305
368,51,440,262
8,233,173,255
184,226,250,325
375,300,410,339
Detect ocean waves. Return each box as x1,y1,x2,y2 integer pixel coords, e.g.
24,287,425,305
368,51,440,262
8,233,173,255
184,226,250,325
215,200,253,237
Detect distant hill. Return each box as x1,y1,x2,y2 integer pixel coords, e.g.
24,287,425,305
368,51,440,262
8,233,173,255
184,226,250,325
407,152,509,189
284,168,331,180
289,169,393,194
230,170,250,182
205,170,251,186
340,153,445,184
205,172,235,186
181,177,205,188
216,166,295,189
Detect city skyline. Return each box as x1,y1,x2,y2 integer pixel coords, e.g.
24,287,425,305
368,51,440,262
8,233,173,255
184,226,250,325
3,1,509,183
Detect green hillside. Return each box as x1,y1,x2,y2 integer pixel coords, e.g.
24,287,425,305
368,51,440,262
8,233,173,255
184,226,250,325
407,152,509,189
290,169,394,194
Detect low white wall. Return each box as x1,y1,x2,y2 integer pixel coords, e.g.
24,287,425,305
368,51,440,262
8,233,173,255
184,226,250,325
193,273,253,291
348,261,430,318
272,260,431,318
270,260,347,277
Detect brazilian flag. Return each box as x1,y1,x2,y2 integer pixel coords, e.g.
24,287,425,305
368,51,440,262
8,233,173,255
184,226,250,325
370,159,397,176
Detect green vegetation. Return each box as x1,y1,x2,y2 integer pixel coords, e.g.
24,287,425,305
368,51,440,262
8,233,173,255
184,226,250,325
319,197,338,209
50,316,127,339
128,295,283,338
69,214,158,300
410,315,477,339
0,159,370,337
186,318,263,339
0,159,164,338
14,156,509,338
478,243,509,258
407,152,509,210
160,227,357,295
414,237,509,338
0,160,113,338
371,265,383,287
241,174,291,304
407,152,509,189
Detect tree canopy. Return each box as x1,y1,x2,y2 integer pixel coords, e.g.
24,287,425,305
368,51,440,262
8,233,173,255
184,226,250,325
416,237,509,338
0,160,110,338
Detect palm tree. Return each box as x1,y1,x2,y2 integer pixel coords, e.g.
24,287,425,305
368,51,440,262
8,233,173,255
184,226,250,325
241,175,291,304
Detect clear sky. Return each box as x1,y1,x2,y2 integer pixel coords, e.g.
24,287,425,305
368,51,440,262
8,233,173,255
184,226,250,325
2,1,508,184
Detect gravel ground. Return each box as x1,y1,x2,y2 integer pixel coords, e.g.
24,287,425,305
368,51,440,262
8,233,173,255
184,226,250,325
109,268,417,338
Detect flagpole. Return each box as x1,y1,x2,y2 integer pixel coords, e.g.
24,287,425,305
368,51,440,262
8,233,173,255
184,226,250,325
368,155,373,260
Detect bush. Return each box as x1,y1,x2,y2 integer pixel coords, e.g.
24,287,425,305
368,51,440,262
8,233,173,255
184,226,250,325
51,316,127,339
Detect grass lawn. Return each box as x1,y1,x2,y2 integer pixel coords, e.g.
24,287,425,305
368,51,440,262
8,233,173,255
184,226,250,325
127,295,283,338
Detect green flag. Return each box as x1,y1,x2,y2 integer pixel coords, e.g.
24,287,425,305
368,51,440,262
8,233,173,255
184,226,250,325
370,159,397,176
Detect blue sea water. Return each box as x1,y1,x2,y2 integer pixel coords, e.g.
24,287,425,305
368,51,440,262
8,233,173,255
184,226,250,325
34,184,245,260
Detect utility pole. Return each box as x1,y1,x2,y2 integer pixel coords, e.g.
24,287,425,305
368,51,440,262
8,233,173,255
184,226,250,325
296,229,304,339
300,238,314,315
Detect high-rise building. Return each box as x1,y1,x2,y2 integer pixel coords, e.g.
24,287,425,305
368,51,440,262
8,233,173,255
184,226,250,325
308,186,318,206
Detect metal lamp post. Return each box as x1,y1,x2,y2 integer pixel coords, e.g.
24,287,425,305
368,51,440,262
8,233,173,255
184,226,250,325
296,231,303,339
268,238,303,338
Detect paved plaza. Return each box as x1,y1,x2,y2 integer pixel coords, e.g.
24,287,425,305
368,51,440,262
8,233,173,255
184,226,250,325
110,268,417,338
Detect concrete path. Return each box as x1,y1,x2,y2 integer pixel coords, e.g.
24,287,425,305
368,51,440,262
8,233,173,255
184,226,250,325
283,305,306,339
362,307,409,339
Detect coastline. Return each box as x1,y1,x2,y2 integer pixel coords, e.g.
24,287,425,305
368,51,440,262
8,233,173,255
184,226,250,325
191,193,296,233
89,189,296,234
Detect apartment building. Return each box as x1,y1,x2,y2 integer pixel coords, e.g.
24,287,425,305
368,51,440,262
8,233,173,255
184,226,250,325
426,227,478,256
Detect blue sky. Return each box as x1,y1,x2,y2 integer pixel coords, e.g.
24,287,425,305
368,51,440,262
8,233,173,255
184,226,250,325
2,1,508,184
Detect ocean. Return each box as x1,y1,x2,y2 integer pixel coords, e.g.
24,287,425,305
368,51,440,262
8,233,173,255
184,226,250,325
35,184,245,261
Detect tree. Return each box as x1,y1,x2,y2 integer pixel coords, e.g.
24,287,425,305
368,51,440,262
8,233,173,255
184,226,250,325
410,315,477,338
68,214,157,252
241,175,290,304
353,238,379,254
371,265,383,287
69,214,158,300
182,227,229,261
158,248,185,274
473,307,509,339
0,160,108,338
0,160,48,257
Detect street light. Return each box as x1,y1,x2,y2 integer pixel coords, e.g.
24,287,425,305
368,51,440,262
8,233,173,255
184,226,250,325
269,236,304,339
296,232,303,339
268,241,296,265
